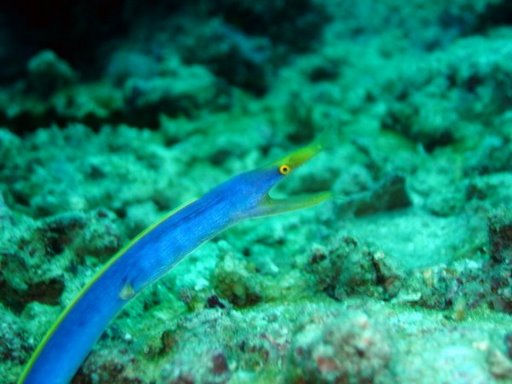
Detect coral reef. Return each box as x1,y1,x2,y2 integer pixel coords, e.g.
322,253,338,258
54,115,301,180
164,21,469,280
1,0,512,383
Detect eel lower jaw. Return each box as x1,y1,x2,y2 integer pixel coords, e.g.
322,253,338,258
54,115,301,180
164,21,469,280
258,190,332,217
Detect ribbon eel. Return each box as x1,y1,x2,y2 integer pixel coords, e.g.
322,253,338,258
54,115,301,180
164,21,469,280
19,142,331,384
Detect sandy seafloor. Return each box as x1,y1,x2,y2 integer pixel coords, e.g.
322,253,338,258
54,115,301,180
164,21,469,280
1,1,512,383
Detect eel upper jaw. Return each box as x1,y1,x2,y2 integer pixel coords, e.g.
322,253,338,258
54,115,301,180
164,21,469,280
259,142,331,216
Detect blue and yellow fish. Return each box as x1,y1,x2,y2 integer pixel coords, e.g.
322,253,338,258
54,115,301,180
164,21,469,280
19,142,331,383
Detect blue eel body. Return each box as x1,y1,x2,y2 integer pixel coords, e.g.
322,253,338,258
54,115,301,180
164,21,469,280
19,143,330,384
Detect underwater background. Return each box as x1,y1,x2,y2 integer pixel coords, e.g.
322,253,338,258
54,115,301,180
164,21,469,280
1,0,512,383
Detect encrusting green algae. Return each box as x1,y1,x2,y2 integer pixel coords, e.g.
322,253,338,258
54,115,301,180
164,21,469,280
1,1,512,383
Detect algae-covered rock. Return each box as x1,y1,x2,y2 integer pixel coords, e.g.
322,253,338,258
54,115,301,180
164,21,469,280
123,64,222,123
487,207,512,313
0,304,31,384
27,50,76,97
288,310,392,383
0,205,121,315
0,128,21,169
178,19,273,96
211,247,262,308
307,235,403,301
488,207,512,264
380,36,512,151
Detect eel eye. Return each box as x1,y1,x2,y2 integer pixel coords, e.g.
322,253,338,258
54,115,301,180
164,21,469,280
279,164,291,175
